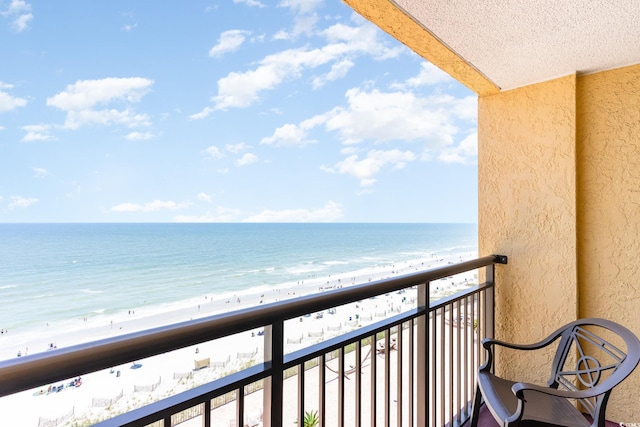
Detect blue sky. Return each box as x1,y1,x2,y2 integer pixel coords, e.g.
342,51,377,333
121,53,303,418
0,0,477,223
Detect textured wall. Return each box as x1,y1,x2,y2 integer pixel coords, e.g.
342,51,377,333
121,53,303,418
478,75,578,383
577,64,640,420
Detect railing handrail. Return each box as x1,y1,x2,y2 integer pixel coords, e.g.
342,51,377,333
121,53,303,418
0,254,503,400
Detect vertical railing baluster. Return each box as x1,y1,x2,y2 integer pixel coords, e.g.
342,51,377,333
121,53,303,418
356,340,362,427
431,308,437,427
396,322,403,427
263,321,284,427
478,291,484,373
416,282,428,427
448,302,454,426
298,363,305,427
319,354,326,427
371,333,377,427
463,296,469,418
204,399,211,427
456,299,461,424
486,264,495,343
384,330,390,427
469,294,480,398
408,319,414,427
238,386,245,427
440,306,445,426
339,347,345,427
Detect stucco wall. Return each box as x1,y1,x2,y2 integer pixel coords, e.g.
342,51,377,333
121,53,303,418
576,63,640,420
478,75,578,383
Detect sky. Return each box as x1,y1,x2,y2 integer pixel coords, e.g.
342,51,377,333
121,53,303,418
0,0,478,223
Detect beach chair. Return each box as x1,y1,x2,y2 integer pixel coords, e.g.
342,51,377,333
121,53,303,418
470,318,640,427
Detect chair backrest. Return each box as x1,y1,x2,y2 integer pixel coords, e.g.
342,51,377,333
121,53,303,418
547,318,640,419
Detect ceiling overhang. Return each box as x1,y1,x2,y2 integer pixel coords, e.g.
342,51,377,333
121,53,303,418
344,0,640,95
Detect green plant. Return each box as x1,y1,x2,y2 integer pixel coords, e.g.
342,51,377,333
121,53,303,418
303,410,319,427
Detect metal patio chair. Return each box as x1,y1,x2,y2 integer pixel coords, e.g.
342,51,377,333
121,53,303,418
470,318,640,427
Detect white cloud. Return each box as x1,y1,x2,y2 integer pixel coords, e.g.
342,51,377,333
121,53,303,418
4,0,30,14
225,142,249,153
48,77,152,110
62,108,151,130
323,149,416,186
266,86,473,153
278,0,322,15
438,132,478,164
244,200,343,222
11,11,31,31
312,59,354,88
2,0,32,32
0,126,5,131
189,106,214,120
209,30,250,58
204,146,225,159
111,200,190,213
0,82,28,113
320,17,404,60
451,95,478,121
125,131,154,141
207,18,402,111
22,124,55,142
8,195,38,209
47,77,153,130
233,0,265,7
33,167,48,177
260,123,314,147
391,62,453,89
197,192,213,202
122,23,137,32
236,153,258,166
276,0,323,38
324,88,461,145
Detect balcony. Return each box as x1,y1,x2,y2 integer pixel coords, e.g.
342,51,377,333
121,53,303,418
0,255,505,427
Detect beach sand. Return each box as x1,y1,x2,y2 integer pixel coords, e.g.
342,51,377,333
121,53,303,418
0,253,478,426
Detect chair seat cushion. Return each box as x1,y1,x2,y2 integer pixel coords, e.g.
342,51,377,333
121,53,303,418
477,372,590,427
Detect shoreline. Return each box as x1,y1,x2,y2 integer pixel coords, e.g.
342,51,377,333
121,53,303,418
0,252,478,426
0,251,476,362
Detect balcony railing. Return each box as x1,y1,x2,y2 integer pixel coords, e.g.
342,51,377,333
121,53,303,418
0,254,506,427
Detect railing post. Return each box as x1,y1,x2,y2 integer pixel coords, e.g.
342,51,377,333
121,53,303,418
485,264,495,343
416,282,428,427
263,320,284,427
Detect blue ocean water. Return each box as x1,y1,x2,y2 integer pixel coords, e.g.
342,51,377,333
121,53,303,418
0,223,477,336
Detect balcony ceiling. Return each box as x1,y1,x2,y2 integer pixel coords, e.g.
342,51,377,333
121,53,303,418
393,0,640,90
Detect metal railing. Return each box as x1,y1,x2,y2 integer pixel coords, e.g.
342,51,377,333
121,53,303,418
0,254,506,427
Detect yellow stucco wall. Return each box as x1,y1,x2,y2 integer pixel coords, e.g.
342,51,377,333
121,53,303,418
478,67,640,421
478,75,578,384
576,63,640,419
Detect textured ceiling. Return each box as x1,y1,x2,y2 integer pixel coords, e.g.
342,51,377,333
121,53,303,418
393,0,640,90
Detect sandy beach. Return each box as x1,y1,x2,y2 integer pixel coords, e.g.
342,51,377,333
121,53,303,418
0,252,478,426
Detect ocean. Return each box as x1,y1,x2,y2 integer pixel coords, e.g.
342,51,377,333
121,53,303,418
0,223,477,339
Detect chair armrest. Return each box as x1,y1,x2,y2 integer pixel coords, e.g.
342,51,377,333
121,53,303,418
479,333,563,371
482,332,562,352
511,381,610,401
